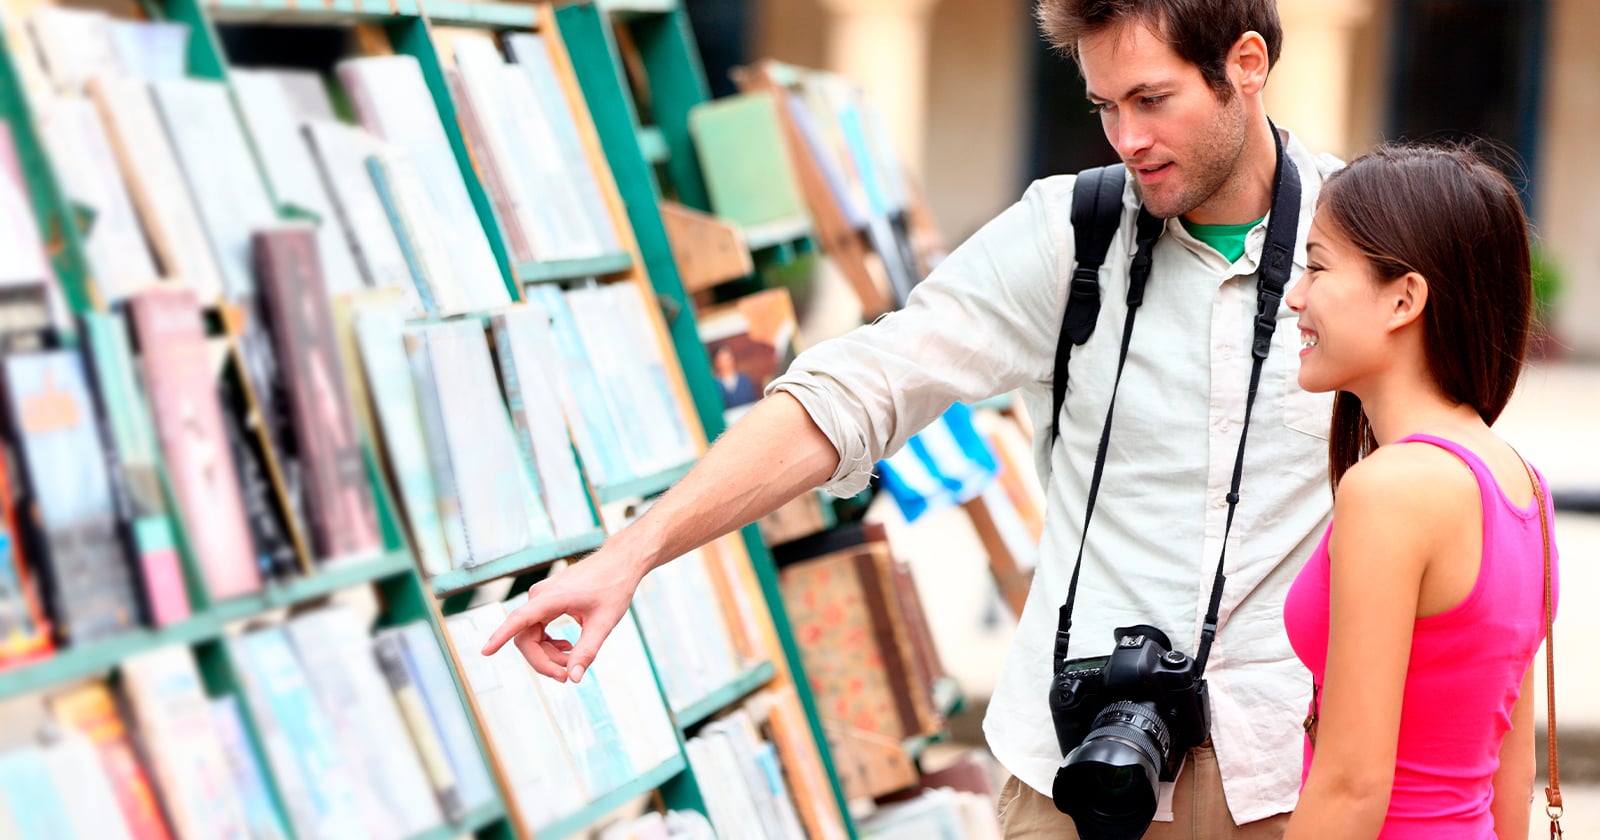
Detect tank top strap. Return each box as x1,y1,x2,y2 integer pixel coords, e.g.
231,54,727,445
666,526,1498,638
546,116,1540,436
1392,433,1501,519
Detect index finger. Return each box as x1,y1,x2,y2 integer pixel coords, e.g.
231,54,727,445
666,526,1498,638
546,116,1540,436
481,594,554,655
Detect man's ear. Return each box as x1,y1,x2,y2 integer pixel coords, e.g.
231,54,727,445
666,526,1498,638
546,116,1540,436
1388,271,1430,333
1231,31,1270,97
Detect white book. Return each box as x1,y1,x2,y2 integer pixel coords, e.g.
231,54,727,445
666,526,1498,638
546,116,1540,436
87,76,226,301
391,621,496,812
563,286,669,477
607,283,697,465
41,734,135,840
443,601,590,829
685,736,766,840
271,69,338,123
37,95,160,302
338,55,509,311
26,7,119,94
120,646,253,840
303,122,425,313
286,606,443,839
450,35,545,262
0,126,54,288
230,69,364,296
490,304,596,540
370,148,472,317
586,610,681,772
720,712,806,840
496,63,605,259
533,607,636,796
149,78,279,300
0,746,77,839
106,20,188,81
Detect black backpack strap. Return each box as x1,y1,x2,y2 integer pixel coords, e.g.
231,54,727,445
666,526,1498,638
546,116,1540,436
1049,164,1128,444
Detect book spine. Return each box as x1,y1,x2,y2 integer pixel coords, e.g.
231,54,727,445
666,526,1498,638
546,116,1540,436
372,629,466,823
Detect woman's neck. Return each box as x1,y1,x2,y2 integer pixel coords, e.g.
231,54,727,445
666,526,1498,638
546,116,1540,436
1354,371,1485,447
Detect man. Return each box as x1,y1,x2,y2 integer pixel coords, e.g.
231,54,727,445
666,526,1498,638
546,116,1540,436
483,0,1340,836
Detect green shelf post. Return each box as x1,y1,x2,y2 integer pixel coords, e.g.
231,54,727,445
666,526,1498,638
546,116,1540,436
624,8,712,211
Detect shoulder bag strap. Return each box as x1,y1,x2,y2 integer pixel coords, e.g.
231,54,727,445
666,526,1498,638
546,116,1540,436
1521,456,1563,839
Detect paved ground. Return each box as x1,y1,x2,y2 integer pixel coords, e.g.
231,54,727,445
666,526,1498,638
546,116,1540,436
876,361,1600,836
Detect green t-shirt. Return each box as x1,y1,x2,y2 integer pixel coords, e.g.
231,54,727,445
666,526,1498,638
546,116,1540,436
1182,217,1264,264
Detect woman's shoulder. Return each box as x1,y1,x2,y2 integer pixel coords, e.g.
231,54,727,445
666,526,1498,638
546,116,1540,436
1334,442,1479,521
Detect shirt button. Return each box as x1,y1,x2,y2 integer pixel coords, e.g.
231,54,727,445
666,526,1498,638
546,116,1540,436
1217,419,1231,434
1219,345,1233,360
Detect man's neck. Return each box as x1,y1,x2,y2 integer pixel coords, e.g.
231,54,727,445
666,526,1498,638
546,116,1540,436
1182,117,1279,226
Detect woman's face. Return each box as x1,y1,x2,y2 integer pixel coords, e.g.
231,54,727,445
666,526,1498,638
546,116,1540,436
1285,211,1398,394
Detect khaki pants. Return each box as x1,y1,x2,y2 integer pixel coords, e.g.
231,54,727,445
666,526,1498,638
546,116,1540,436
996,745,1291,839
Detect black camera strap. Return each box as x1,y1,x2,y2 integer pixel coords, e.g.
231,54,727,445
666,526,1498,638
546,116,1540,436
1053,125,1301,676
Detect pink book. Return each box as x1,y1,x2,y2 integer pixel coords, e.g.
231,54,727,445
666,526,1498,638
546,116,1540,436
127,287,261,601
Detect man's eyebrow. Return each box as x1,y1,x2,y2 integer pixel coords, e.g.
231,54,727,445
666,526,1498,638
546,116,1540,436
1085,82,1170,103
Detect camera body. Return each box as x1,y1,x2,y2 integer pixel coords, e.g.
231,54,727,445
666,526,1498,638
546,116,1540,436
1049,624,1210,781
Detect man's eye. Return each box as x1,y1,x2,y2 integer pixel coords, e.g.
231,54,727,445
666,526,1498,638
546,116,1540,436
1088,102,1114,115
1141,95,1168,107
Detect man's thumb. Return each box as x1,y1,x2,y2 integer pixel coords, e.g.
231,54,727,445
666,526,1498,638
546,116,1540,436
565,619,612,683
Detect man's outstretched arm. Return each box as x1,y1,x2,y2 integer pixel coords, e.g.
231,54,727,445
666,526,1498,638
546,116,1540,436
479,391,839,682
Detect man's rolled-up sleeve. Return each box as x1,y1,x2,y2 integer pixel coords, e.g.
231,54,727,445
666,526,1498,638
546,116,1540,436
768,177,1076,497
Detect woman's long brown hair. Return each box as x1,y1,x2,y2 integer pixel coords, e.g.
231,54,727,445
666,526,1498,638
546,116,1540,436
1316,144,1534,493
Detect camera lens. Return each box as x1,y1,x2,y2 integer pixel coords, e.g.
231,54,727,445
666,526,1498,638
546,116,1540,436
1052,701,1170,840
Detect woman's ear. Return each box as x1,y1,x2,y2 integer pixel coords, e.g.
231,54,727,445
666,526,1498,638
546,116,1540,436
1387,271,1429,333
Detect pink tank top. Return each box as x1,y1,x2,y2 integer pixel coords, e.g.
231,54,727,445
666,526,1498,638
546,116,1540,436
1283,434,1558,839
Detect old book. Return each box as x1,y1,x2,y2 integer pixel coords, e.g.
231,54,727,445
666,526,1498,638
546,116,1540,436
631,547,741,713
87,77,225,302
518,286,631,489
366,149,470,317
253,227,383,566
286,606,443,838
0,746,78,838
698,287,801,427
127,286,261,601
371,627,464,823
150,78,278,301
488,304,596,540
301,122,424,313
230,70,363,297
25,6,118,94
388,621,496,813
443,64,533,265
338,55,510,311
270,69,337,123
0,441,52,667
400,327,470,569
2,350,140,644
208,695,290,840
405,321,549,566
36,95,161,303
81,312,189,625
352,299,452,575
0,122,54,296
216,363,304,583
606,283,697,462
120,646,253,840
750,690,850,840
106,20,188,81
47,681,174,840
40,732,138,839
533,610,636,797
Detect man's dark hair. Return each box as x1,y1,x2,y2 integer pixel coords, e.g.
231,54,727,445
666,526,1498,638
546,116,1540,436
1036,0,1283,99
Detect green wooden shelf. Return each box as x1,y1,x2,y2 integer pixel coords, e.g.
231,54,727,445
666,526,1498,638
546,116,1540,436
425,0,537,29
538,752,687,840
0,551,414,700
742,217,813,253
595,460,694,505
674,659,776,731
410,800,507,840
428,528,607,597
204,0,418,24
516,252,635,285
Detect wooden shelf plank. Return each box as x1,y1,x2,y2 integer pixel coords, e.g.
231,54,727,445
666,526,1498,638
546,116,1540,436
515,252,636,285
426,0,538,29
409,800,507,840
427,529,607,597
536,753,688,840
674,659,776,731
595,461,695,505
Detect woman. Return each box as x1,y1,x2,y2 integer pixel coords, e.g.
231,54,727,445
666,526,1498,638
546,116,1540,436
1281,144,1558,839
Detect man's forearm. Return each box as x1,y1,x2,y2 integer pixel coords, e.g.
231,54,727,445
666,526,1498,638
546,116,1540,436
608,392,841,578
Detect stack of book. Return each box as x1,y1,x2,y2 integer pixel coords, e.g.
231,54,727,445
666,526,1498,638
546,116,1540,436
684,709,810,840
859,788,1004,840
0,607,488,840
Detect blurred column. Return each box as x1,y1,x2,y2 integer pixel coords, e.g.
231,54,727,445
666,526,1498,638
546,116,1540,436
1539,0,1600,357
1266,0,1373,159
817,0,942,176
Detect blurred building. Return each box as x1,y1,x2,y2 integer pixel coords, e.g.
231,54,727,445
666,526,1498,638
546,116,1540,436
681,0,1596,356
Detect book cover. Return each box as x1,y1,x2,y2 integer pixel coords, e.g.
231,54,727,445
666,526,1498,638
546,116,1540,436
215,364,304,583
494,63,605,260
489,304,596,541
286,606,443,839
0,435,52,667
394,621,496,812
565,286,685,477
698,287,801,427
364,149,467,317
253,227,383,566
0,122,54,290
0,746,78,838
25,6,119,94
2,350,141,644
119,646,253,840
81,311,190,625
106,20,188,81
207,695,290,840
48,681,174,840
87,77,225,303
127,286,261,601
337,55,510,312
443,63,533,265
40,732,138,840
271,70,337,123
353,301,452,575
400,328,470,569
230,625,367,840
371,628,464,823
606,283,697,462
524,286,632,488
541,612,638,796
302,122,424,314
149,78,279,301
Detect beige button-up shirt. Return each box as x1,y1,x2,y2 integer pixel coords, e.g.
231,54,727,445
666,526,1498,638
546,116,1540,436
771,129,1342,823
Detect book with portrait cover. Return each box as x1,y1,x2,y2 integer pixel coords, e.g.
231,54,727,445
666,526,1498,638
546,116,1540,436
253,226,382,566
127,285,260,601
2,350,141,644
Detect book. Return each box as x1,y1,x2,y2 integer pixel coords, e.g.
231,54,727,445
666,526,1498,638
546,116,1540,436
86,77,225,302
3,350,141,644
698,287,801,427
338,55,509,312
605,283,698,462
207,695,290,840
630,546,742,714
81,311,189,626
385,621,496,814
364,148,469,317
25,6,119,94
524,285,631,488
0,746,77,838
443,64,533,266
399,325,470,570
443,600,589,830
371,627,465,822
488,304,596,540
106,20,188,81
302,122,425,314
36,95,161,303
48,681,175,840
230,70,364,297
40,732,137,840
271,70,338,123
0,438,52,666
0,122,54,293
128,286,261,602
253,227,383,566
351,299,452,575
215,363,303,583
119,646,253,840
285,606,444,839
229,625,367,840
150,78,279,301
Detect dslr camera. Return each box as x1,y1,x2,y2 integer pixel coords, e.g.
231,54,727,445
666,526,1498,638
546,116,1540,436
1048,624,1210,840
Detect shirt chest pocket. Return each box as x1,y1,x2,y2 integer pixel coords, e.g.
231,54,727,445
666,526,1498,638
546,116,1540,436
1279,323,1334,439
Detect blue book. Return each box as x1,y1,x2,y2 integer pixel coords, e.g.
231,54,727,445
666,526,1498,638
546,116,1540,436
525,286,633,488
0,746,76,839
396,621,496,811
209,695,290,840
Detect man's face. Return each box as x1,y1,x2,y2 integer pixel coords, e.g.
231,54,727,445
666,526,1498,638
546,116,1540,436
1079,22,1248,220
